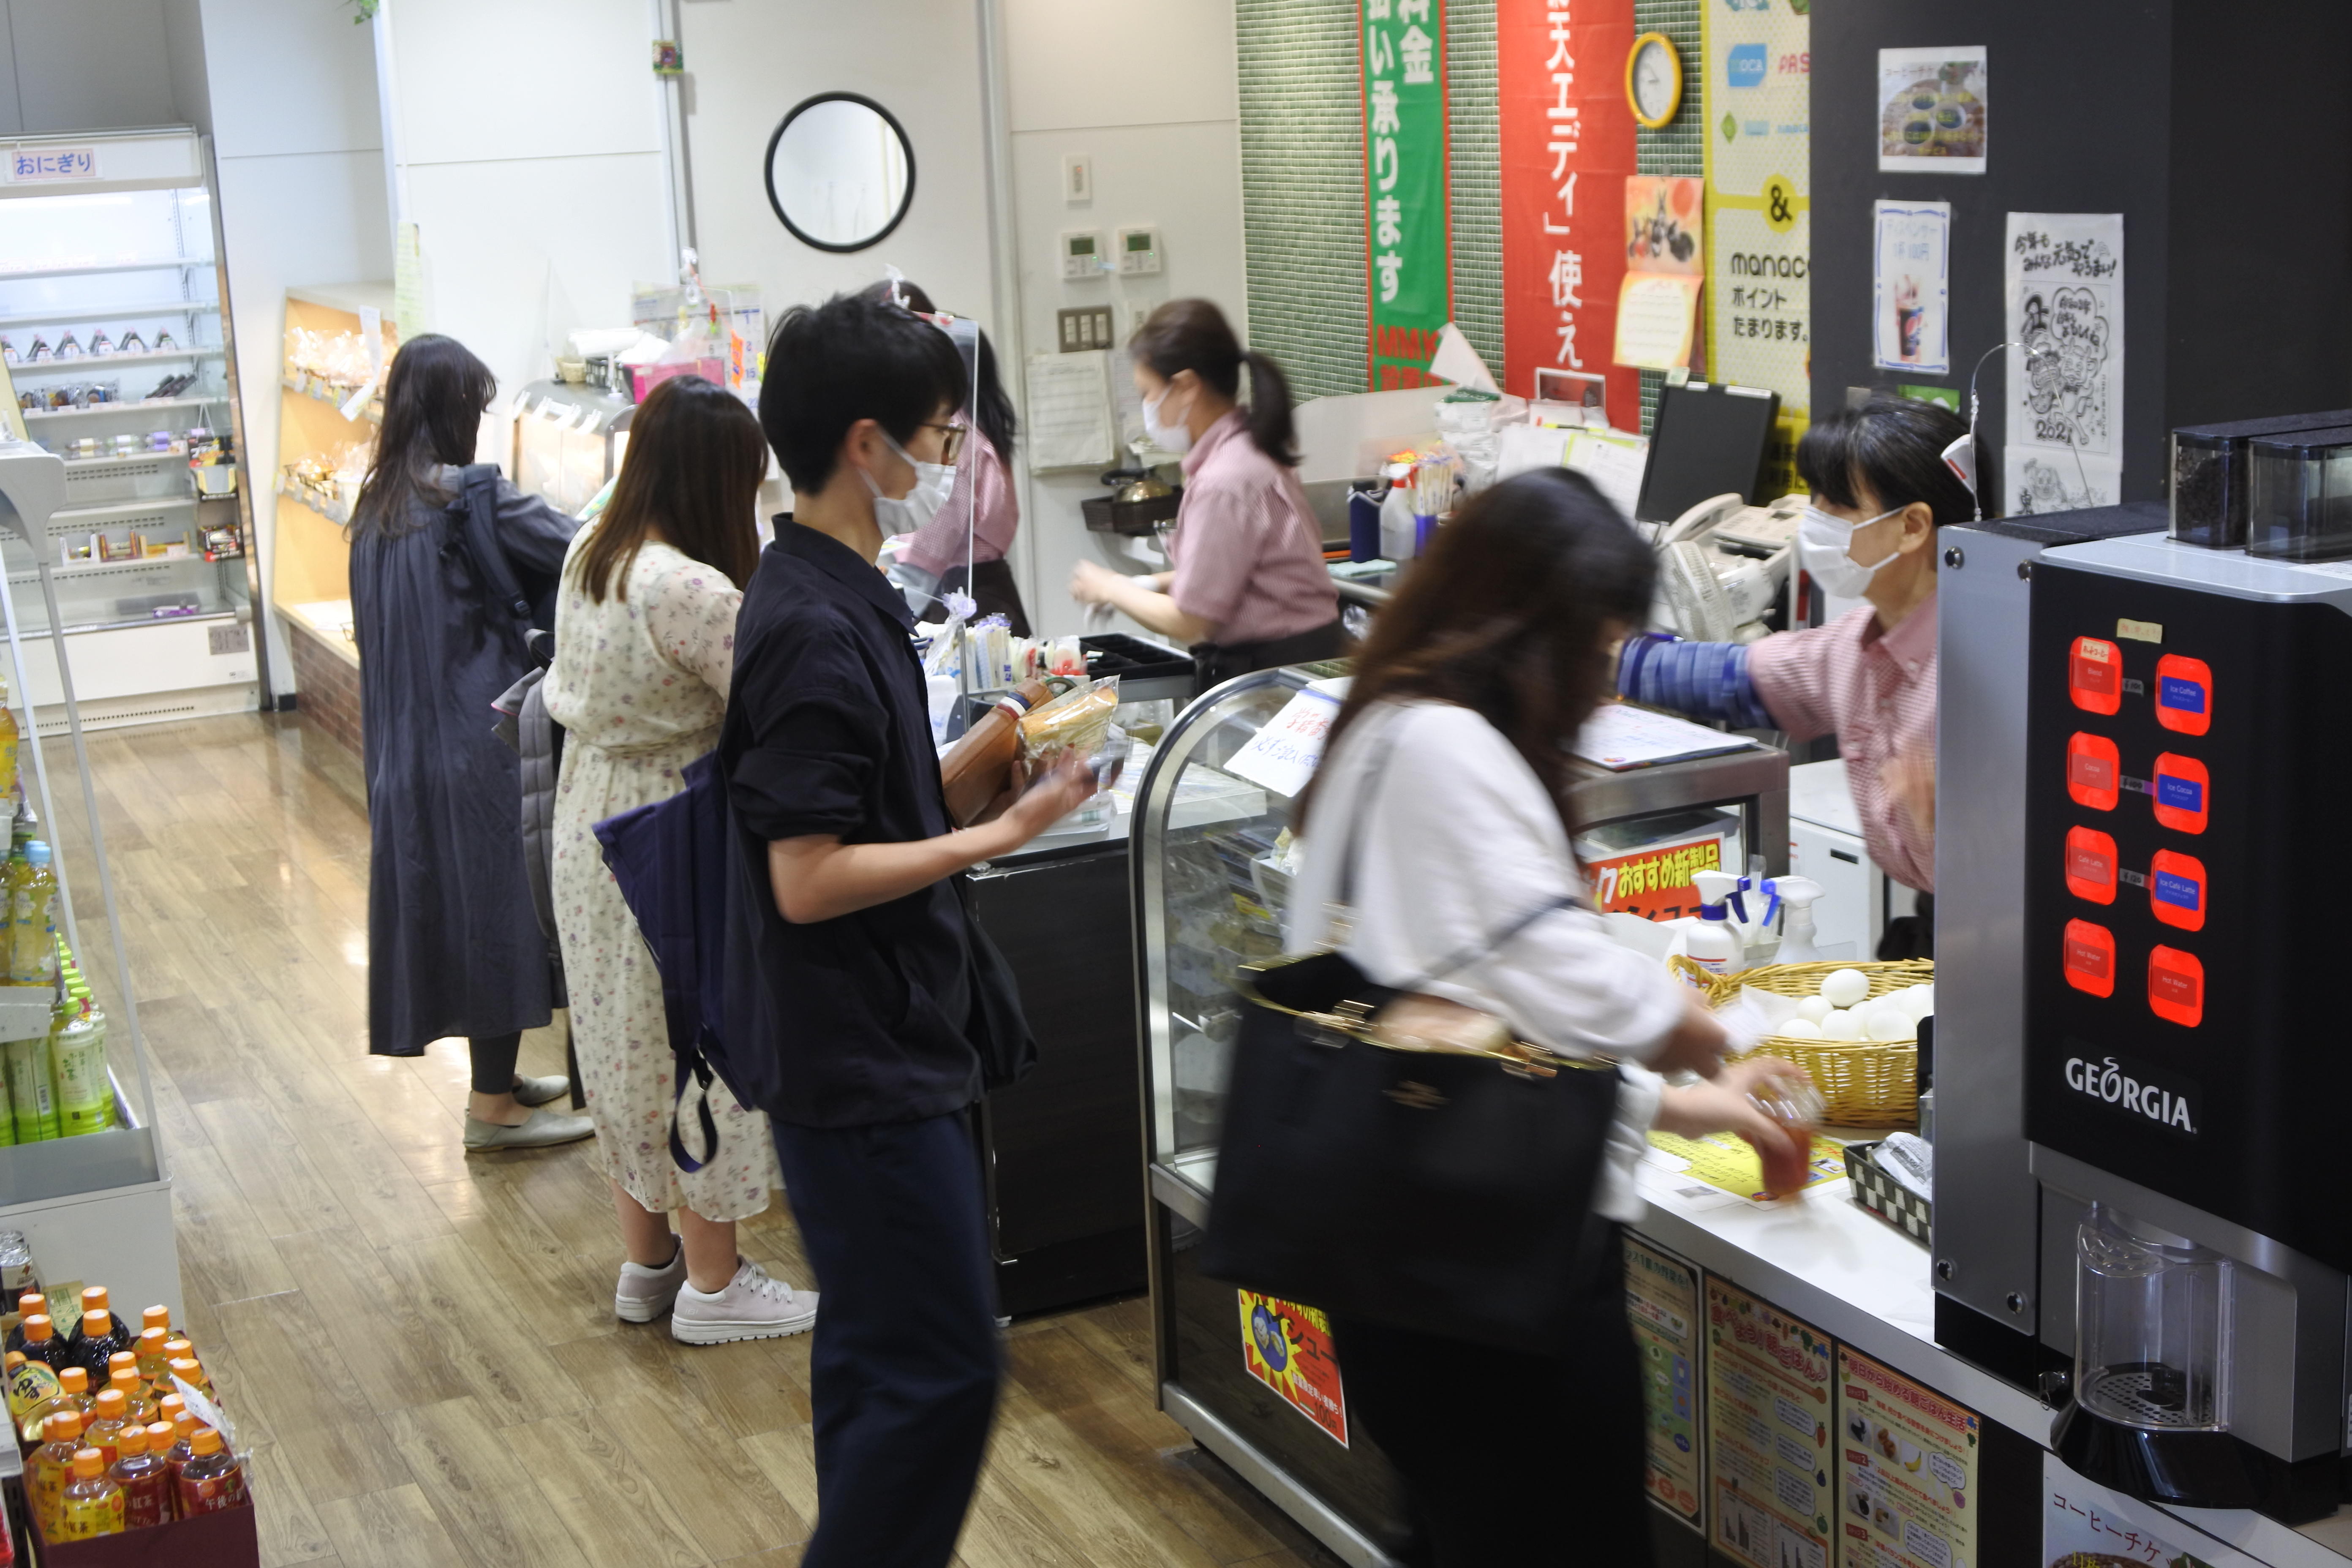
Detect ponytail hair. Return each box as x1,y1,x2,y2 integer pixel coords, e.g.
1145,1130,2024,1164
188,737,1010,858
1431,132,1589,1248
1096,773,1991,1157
1131,299,1298,466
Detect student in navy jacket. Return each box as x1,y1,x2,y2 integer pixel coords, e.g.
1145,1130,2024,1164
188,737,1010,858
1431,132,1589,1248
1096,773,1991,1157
723,294,1094,1568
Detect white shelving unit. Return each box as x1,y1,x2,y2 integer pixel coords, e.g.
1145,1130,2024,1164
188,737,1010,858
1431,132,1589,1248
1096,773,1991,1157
0,440,179,1322
0,129,262,733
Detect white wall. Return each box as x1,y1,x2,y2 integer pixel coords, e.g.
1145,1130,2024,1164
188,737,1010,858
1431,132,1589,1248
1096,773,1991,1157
192,0,391,697
675,0,996,335
379,0,674,397
1000,0,1244,638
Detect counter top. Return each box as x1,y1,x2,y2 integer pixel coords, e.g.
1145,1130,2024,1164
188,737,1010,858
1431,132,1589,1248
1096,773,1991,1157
1634,1152,2352,1567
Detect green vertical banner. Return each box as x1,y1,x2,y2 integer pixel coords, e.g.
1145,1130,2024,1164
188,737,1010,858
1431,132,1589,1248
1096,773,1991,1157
1364,0,1451,389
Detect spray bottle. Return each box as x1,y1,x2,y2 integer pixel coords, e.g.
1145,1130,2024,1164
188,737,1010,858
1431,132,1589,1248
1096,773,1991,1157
1772,876,1827,965
1685,870,1745,977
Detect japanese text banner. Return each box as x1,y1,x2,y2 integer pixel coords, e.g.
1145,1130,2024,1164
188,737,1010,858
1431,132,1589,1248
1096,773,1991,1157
1364,0,1451,388
1500,0,1637,420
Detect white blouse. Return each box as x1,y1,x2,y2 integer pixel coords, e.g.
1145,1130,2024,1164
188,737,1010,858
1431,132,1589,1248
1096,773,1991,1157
1287,699,1685,1221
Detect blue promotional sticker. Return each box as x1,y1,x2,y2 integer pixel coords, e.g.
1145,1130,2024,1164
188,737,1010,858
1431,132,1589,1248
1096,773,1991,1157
2153,869,2200,910
2157,773,2203,813
2159,675,2207,715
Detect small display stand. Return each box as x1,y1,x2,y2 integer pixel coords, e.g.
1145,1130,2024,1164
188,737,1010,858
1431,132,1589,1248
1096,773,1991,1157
0,442,180,1326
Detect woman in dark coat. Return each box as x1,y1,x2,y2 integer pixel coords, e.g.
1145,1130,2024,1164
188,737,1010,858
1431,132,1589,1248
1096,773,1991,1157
347,333,593,1151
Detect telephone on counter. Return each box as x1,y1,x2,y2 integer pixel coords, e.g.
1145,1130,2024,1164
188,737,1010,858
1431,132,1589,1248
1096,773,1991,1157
1646,490,1806,644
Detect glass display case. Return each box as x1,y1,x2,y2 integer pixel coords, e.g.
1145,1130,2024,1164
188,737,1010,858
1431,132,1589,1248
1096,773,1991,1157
0,130,260,722
1131,665,1790,1565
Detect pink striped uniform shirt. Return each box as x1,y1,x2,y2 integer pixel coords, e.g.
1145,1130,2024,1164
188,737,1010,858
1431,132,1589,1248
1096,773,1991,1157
1746,597,1938,893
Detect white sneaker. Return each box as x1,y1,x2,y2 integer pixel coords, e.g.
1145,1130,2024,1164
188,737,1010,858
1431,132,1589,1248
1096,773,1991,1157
669,1257,818,1346
614,1239,687,1323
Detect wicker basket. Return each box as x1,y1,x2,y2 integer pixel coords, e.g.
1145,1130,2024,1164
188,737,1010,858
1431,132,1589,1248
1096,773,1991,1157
1670,957,1934,1129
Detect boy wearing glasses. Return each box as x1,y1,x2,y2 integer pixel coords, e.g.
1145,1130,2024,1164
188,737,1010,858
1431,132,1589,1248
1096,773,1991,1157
722,293,1092,1566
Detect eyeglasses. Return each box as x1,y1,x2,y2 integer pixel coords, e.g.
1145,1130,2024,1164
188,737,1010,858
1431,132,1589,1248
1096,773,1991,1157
920,421,968,464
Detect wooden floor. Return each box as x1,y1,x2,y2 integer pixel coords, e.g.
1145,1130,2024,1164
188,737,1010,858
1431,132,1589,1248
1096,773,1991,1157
68,710,1339,1568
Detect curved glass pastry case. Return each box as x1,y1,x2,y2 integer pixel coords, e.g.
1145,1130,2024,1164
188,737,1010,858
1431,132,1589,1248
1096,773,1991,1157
1130,664,1791,1566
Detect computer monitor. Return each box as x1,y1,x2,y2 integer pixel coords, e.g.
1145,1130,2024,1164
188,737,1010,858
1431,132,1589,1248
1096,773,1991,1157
1633,381,1783,523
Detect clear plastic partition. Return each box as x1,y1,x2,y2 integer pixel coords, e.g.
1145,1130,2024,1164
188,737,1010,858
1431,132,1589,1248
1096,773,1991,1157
1134,667,1313,1197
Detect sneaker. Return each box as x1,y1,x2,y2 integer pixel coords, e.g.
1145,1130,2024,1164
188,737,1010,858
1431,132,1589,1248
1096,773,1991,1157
461,1107,595,1151
615,1239,688,1323
670,1258,818,1346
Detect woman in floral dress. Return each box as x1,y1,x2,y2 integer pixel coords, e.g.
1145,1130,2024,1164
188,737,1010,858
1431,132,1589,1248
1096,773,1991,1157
544,375,816,1345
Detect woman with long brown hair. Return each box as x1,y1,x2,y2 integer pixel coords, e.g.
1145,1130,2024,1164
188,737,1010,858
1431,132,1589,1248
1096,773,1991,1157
542,374,815,1345
1291,468,1808,1564
348,332,591,1153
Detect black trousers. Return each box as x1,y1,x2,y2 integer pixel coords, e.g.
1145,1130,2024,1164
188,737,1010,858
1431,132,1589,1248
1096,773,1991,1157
1332,1223,1652,1568
770,1109,1001,1568
1191,617,1350,693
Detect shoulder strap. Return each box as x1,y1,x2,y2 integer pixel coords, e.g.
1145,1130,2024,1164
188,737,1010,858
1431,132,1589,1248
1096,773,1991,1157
1328,702,1583,993
452,464,540,661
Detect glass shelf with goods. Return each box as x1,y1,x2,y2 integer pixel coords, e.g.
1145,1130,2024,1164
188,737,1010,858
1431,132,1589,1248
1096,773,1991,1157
0,434,176,1319
270,282,390,695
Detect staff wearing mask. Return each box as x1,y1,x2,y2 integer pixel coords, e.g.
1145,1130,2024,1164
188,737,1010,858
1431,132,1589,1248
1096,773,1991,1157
863,279,1032,634
1069,299,1342,688
1617,396,1971,957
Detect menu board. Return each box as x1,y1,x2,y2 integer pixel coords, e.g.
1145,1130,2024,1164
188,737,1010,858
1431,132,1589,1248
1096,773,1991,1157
1705,1279,1835,1568
1625,1233,1705,1529
1836,1346,1978,1568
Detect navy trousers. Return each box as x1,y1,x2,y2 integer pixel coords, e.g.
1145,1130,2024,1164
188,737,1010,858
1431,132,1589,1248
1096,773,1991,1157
771,1109,1002,1568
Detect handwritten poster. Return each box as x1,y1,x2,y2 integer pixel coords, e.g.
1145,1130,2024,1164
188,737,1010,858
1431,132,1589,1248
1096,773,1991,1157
1221,685,1340,800
1873,202,1951,376
1705,1279,1835,1568
1625,1233,1705,1530
1704,0,1810,492
1616,177,1705,371
1238,1290,1349,1446
1836,1346,1978,1568
2004,213,2124,515
2042,1451,2260,1567
1499,0,1639,422
1877,47,1987,174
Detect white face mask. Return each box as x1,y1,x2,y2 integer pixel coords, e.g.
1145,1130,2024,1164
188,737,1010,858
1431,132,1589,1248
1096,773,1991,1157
1142,385,1194,456
1797,504,1904,599
858,429,956,536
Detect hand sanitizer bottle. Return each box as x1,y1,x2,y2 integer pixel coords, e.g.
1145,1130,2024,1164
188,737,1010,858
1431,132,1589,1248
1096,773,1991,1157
1685,869,1745,977
1772,876,1827,964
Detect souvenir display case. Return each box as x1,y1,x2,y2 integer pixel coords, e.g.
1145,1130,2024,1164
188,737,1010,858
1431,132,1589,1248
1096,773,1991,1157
269,282,392,751
0,129,261,730
1131,664,1789,1565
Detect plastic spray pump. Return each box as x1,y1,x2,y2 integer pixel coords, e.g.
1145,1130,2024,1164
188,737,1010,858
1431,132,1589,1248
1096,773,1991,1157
1685,869,1745,977
1772,876,1826,964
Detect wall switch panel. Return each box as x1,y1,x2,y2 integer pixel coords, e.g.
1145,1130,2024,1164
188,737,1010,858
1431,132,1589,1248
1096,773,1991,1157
1062,154,1093,205
1059,230,1105,280
1115,225,1163,275
1057,306,1115,352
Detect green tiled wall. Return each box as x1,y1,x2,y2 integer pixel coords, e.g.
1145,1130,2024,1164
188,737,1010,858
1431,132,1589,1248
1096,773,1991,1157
1238,0,1367,400
1636,0,1703,433
1446,0,1503,380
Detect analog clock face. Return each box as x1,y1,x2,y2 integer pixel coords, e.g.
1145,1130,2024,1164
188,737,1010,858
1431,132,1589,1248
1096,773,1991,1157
1634,41,1676,120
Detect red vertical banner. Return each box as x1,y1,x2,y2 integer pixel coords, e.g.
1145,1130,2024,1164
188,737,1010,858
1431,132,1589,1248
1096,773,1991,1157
1500,0,1639,424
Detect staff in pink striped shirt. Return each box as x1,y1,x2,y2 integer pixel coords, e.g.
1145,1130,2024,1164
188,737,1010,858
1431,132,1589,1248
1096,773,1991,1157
1618,397,1975,956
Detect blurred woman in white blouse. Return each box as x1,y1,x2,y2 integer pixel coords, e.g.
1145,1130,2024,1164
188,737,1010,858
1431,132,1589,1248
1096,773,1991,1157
1292,467,1806,1565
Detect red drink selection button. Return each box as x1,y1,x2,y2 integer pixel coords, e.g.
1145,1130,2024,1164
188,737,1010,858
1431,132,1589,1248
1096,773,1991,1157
2070,637,2123,715
2065,826,2118,904
2154,654,2213,737
2149,849,2207,932
2068,733,2120,811
2148,945,2205,1028
2063,919,2116,998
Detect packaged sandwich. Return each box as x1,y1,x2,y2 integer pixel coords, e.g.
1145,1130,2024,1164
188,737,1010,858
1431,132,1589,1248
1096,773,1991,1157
1018,676,1121,771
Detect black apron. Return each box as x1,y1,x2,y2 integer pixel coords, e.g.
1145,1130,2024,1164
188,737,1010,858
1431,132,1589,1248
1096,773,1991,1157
1190,618,1349,693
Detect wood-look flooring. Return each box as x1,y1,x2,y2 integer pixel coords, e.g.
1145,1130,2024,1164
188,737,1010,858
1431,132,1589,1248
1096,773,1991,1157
66,711,1337,1568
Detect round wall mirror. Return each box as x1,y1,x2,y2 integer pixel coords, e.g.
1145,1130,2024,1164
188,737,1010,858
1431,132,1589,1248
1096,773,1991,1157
764,93,915,253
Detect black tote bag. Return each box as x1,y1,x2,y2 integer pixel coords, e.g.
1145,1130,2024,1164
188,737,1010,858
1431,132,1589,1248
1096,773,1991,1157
1196,722,1627,1354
